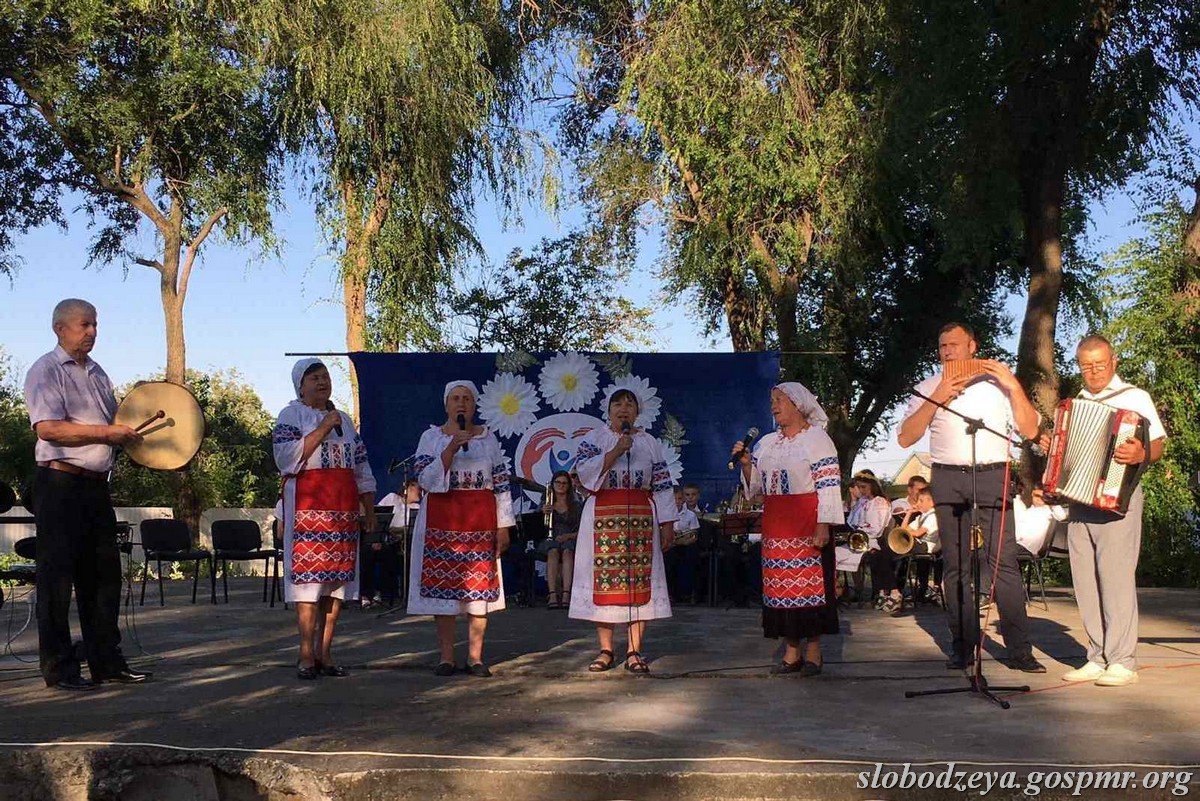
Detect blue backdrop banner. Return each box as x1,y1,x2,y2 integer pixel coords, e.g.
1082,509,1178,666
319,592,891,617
350,351,781,512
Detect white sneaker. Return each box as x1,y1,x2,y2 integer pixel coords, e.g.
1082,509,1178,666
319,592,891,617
1094,664,1139,687
1062,662,1106,682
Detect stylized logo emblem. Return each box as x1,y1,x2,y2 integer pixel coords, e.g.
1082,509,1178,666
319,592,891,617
513,412,602,502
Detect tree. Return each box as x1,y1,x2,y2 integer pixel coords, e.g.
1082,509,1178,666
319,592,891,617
449,232,655,352
0,0,280,384
240,0,533,414
891,0,1200,416
0,348,36,498
547,0,1027,471
111,370,279,535
1102,188,1200,586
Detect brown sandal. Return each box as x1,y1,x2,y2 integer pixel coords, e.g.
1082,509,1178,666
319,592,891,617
588,649,615,672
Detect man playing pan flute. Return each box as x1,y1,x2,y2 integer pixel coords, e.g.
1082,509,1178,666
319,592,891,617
898,322,1044,673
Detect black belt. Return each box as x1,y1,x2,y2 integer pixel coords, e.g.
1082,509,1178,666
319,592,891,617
932,461,1007,473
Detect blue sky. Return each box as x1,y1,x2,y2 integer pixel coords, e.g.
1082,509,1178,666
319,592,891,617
0,147,1167,480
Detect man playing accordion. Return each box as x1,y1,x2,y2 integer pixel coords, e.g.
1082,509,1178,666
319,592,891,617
1058,335,1166,687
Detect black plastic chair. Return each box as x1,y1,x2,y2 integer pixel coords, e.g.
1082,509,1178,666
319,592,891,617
139,519,214,606
1017,520,1061,611
211,519,276,604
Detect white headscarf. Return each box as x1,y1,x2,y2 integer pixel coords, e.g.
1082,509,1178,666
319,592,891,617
291,358,326,398
443,380,480,403
774,381,829,429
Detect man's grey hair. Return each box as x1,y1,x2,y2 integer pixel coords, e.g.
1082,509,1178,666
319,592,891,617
52,298,97,327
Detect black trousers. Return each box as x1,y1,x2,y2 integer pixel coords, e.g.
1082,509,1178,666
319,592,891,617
665,541,700,600
360,541,400,603
932,465,1030,658
33,467,125,685
868,538,901,594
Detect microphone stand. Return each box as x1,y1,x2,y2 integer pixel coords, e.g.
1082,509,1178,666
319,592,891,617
902,387,1027,709
377,454,418,620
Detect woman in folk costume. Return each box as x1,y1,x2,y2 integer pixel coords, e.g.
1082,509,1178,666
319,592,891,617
273,359,376,680
731,382,844,676
407,381,513,678
568,387,676,674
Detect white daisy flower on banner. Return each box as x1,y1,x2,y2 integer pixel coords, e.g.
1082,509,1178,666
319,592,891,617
658,438,684,483
539,352,600,412
478,373,540,438
601,374,662,430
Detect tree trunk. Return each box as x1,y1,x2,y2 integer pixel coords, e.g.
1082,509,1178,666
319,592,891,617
1016,168,1065,418
721,263,766,351
343,268,368,421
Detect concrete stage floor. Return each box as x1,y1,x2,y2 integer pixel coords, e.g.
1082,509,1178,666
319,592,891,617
0,580,1197,800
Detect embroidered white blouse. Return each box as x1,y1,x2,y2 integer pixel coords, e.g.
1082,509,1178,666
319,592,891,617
742,428,845,525
411,425,515,528
573,427,677,524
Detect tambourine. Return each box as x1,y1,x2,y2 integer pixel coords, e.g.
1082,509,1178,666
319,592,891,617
114,381,205,470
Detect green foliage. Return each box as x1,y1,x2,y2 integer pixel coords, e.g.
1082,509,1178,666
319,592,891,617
0,0,280,267
110,370,278,521
239,0,534,351
0,347,36,498
449,232,656,352
1103,201,1200,587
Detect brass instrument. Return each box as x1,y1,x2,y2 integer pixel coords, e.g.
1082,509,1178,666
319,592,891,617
887,525,915,556
835,529,870,554
542,488,553,532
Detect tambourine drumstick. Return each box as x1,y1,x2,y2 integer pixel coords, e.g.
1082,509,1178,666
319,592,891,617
137,418,175,437
134,410,166,433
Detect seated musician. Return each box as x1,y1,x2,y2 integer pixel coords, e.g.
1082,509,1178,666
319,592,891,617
665,486,701,603
852,474,907,614
1059,335,1166,687
1012,482,1066,558
891,475,929,516
898,486,941,605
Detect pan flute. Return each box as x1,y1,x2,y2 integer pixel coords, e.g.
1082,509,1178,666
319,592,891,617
1041,398,1149,513
942,359,986,382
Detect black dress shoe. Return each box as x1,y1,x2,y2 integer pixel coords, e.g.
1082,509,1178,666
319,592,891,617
98,667,152,684
945,654,969,670
465,662,492,678
433,662,456,676
53,676,95,691
316,661,349,678
1007,653,1047,673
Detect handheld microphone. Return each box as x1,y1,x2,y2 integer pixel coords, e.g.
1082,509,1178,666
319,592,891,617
621,420,632,434
457,413,469,451
727,426,761,470
325,401,343,438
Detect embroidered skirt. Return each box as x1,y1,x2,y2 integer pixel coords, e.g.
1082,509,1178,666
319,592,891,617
419,489,500,603
290,468,359,585
591,488,655,606
761,493,839,639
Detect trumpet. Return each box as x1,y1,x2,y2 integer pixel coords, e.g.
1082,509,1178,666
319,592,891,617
834,529,871,554
887,526,915,556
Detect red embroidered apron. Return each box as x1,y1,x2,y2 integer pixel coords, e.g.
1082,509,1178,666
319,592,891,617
591,488,655,606
290,468,359,584
419,489,500,602
761,493,825,608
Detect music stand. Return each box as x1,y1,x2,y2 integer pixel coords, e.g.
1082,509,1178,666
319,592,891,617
903,387,1027,709
707,511,761,608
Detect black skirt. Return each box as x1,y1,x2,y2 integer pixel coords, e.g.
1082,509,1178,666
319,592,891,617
762,538,840,640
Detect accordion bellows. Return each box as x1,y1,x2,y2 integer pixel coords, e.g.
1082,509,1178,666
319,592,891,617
1042,398,1149,514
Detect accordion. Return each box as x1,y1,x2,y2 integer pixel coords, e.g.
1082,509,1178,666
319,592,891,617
1041,398,1149,513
